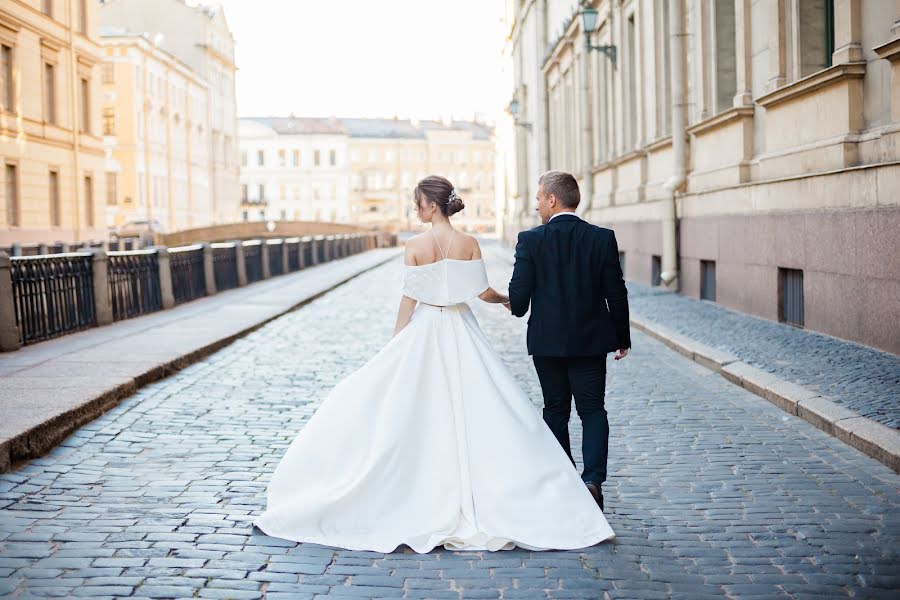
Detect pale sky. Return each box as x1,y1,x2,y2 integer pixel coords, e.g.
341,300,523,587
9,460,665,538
213,0,508,122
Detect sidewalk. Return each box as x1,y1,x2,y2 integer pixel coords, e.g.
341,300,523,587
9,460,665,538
485,243,900,472
0,247,401,473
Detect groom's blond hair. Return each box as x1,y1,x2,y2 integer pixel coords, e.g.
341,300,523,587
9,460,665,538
538,170,580,209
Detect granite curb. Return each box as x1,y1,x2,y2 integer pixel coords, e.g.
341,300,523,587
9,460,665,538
0,249,402,474
631,315,900,473
486,246,898,472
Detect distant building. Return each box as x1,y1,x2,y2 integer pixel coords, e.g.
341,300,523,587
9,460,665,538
239,117,496,231
502,0,900,354
98,0,239,227
98,33,213,232
238,117,351,223
0,0,108,246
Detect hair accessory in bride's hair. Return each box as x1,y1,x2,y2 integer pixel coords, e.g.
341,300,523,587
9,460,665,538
448,188,460,203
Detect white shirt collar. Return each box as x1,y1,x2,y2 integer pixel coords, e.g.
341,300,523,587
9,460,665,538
548,211,579,222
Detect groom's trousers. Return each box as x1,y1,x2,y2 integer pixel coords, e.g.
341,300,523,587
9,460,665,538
532,355,609,486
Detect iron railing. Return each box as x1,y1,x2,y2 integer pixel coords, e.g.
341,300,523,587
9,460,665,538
169,244,206,305
243,241,264,283
286,238,300,272
212,242,238,291
107,250,162,321
9,252,96,345
301,237,314,267
267,240,284,277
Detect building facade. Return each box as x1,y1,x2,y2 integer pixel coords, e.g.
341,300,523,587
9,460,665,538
0,0,108,246
503,0,900,354
99,34,213,233
98,0,239,226
238,117,351,223
239,117,496,231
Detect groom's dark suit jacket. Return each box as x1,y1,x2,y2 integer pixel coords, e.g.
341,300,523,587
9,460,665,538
508,213,631,357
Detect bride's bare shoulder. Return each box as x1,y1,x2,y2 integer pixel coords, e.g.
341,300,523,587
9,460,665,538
455,232,483,259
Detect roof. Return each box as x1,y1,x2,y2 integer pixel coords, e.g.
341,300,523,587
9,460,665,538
240,116,493,140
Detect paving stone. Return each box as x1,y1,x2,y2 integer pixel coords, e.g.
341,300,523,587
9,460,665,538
0,249,895,599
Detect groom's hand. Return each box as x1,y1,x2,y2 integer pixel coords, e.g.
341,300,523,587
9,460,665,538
502,301,511,311
614,348,629,360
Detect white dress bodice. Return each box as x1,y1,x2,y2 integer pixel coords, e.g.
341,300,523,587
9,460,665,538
401,258,490,306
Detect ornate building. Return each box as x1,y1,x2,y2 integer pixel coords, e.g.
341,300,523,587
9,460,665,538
501,0,900,353
0,0,107,246
98,0,239,227
239,116,495,231
98,33,213,232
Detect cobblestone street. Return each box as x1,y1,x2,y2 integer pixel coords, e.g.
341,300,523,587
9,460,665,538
0,252,898,599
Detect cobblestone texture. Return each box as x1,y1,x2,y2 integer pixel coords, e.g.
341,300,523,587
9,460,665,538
0,252,897,599
625,282,900,429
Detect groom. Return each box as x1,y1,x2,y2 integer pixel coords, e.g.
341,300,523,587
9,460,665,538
507,170,631,511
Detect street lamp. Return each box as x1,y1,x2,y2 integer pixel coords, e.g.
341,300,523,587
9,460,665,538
506,98,532,131
581,7,617,68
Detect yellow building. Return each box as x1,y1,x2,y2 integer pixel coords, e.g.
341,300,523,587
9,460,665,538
239,116,496,232
0,0,107,246
99,0,239,227
344,118,496,232
99,33,212,233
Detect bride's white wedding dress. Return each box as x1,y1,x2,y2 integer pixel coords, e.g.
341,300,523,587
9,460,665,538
253,243,616,553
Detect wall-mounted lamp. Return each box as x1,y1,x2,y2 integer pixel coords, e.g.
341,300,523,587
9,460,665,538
581,7,617,67
506,99,532,131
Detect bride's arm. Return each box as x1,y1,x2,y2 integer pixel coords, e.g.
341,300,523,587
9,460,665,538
471,238,510,306
392,295,417,337
393,243,419,337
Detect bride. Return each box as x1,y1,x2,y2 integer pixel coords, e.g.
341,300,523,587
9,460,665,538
253,175,615,553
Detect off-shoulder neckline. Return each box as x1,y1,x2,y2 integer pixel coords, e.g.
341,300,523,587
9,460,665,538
405,257,485,269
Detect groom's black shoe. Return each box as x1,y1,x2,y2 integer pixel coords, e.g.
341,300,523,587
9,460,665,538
585,482,604,511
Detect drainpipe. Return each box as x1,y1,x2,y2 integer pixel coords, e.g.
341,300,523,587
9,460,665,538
660,0,686,288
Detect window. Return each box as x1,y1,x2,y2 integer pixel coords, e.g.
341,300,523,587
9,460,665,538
258,184,265,200
44,63,56,124
625,15,637,149
314,149,321,166
257,149,264,166
619,251,626,277
83,175,94,227
240,150,247,167
79,0,87,34
651,255,661,286
279,184,286,200
105,172,117,206
700,260,716,301
102,62,114,84
0,45,13,112
242,210,248,221
48,170,60,225
798,0,834,77
278,149,286,167
655,1,672,134
712,0,736,114
102,107,114,135
778,268,804,327
42,0,52,16
280,208,286,220
241,184,248,201
292,149,300,166
386,150,395,161
5,164,17,226
329,149,336,166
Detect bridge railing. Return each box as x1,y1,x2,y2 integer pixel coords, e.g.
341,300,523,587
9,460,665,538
0,231,398,351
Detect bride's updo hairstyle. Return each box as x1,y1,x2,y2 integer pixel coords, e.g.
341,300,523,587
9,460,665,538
414,175,465,216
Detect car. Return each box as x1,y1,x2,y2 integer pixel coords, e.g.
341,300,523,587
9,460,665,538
112,218,166,239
